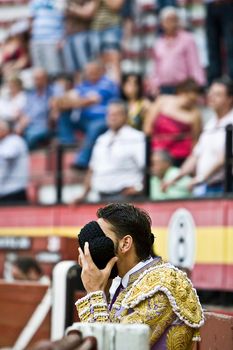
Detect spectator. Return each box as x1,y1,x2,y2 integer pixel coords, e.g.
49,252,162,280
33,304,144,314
163,77,233,196
0,22,30,79
0,120,28,204
63,0,97,74
121,0,158,76
16,68,53,150
144,79,202,167
150,150,191,200
121,73,150,130
55,60,120,169
90,0,125,81
73,100,145,203
11,256,50,284
0,76,27,124
150,6,206,95
30,0,65,75
206,0,233,84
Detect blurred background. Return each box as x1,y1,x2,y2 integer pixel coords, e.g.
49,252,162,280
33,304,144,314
0,0,233,348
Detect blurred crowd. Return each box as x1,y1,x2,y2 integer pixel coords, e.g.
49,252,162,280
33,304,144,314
0,0,233,204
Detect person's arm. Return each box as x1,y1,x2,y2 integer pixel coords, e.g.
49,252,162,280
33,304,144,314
67,0,98,19
185,35,206,87
161,153,198,192
14,115,30,135
189,154,224,189
50,91,100,110
192,110,202,144
143,97,162,136
75,243,175,345
174,154,197,180
103,0,125,11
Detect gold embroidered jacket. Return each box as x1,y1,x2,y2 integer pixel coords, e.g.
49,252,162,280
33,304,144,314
76,259,204,350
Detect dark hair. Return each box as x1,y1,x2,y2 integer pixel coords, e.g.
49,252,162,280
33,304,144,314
176,78,201,95
13,256,42,275
0,119,14,133
108,98,128,116
121,73,144,101
97,203,154,260
212,76,233,96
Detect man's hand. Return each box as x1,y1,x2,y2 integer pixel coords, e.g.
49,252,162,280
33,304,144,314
160,179,175,193
187,176,204,192
86,92,101,104
78,242,118,294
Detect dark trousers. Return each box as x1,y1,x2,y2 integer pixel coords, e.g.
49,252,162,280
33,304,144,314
206,2,233,84
57,110,107,168
0,189,28,204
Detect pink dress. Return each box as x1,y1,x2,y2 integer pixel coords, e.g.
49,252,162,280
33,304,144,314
152,113,193,161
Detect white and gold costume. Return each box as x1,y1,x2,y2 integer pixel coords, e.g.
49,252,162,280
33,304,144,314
76,258,204,350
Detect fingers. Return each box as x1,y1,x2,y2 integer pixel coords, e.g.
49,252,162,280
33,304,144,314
78,244,91,269
84,242,95,265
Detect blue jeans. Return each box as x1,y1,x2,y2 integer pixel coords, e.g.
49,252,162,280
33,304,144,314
24,127,51,150
63,31,99,73
206,182,224,195
57,110,107,167
91,26,122,53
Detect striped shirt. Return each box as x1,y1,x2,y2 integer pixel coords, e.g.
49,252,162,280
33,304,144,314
91,0,121,30
30,0,64,42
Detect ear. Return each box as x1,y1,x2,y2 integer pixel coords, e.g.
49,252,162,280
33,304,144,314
119,235,133,254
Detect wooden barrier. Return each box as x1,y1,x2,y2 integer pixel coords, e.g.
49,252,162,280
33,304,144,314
0,280,51,349
1,275,232,350
194,312,233,350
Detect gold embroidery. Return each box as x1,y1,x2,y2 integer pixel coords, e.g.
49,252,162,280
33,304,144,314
76,259,203,349
166,325,194,350
123,265,204,327
120,292,176,345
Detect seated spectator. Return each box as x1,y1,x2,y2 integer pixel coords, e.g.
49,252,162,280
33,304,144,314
63,0,97,74
73,100,145,203
0,22,30,79
163,77,233,196
90,0,125,81
16,68,53,150
29,0,65,76
121,73,150,130
54,60,120,169
149,6,205,95
0,76,27,124
0,120,28,204
144,79,202,167
150,150,191,200
11,256,50,284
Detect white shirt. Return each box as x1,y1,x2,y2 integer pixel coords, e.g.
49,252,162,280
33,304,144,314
193,109,233,184
90,125,146,193
110,257,154,299
0,134,29,197
0,92,27,121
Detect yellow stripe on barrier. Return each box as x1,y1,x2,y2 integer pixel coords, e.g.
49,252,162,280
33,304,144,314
0,226,232,264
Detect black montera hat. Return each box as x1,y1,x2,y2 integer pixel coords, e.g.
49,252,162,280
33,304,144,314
78,221,118,279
